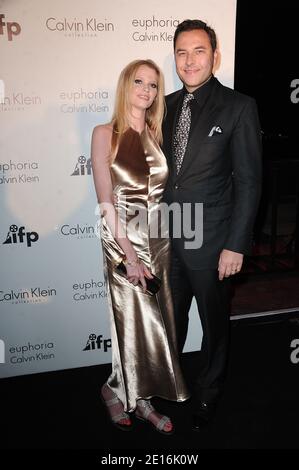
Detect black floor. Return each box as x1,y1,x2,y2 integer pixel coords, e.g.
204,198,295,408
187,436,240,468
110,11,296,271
1,312,299,451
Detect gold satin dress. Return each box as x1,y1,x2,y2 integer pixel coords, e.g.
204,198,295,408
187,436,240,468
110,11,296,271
100,126,189,412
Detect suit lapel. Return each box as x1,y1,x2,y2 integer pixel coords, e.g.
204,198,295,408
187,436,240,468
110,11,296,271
164,79,223,179
178,102,220,177
164,90,184,175
177,80,222,178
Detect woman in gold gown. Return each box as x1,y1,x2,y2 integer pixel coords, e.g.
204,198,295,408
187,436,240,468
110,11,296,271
91,59,189,434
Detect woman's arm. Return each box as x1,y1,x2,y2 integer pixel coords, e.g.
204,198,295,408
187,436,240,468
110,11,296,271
91,125,152,289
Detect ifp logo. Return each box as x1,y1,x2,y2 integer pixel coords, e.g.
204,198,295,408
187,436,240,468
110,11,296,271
83,333,111,352
0,14,21,41
3,224,39,247
71,156,92,176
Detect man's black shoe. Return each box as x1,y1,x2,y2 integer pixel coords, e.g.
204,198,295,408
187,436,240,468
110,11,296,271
192,401,216,432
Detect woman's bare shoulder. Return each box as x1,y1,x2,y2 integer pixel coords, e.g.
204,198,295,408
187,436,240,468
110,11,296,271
92,123,113,139
91,124,114,163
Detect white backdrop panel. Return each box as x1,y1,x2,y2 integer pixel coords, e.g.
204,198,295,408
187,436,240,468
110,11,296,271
0,0,236,377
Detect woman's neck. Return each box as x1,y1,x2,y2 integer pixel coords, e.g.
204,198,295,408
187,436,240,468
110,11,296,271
128,109,146,134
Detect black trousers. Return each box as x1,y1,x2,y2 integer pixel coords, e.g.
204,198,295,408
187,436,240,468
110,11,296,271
170,249,231,405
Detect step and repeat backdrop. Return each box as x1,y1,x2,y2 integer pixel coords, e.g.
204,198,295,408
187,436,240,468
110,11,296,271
0,0,236,378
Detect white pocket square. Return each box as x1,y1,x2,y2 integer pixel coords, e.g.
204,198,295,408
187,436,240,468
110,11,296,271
208,125,223,137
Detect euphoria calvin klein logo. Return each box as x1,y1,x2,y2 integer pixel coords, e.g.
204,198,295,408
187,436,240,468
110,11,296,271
0,339,5,364
71,156,92,176
0,14,21,41
3,225,39,247
83,333,111,352
9,341,55,364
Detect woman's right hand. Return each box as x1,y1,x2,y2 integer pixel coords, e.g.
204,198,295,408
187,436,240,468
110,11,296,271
126,259,153,292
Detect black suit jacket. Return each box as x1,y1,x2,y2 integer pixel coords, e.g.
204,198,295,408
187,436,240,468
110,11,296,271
162,77,262,269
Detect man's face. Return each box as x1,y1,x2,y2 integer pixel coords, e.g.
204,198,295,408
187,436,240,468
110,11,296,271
174,29,217,93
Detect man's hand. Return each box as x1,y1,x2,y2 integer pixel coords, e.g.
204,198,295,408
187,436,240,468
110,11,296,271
218,249,244,280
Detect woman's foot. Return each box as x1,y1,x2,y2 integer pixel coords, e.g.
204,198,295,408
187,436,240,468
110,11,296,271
135,399,174,435
101,383,132,431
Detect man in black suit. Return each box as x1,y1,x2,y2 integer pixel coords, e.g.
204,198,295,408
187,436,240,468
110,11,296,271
162,19,262,431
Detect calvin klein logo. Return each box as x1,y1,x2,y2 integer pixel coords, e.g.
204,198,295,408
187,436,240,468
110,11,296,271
83,334,111,352
45,17,114,34
0,287,57,304
60,223,96,239
71,156,92,176
3,225,39,247
0,91,42,111
0,14,21,41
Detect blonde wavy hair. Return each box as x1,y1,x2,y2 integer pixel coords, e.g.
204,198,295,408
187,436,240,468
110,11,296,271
110,59,165,160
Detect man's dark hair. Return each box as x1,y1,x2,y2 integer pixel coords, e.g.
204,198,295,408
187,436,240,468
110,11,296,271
173,19,217,52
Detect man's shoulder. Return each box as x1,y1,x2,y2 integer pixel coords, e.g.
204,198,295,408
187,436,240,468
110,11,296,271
165,89,182,105
215,79,256,106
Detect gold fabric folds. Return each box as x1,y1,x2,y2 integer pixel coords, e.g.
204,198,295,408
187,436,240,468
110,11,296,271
100,127,189,411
